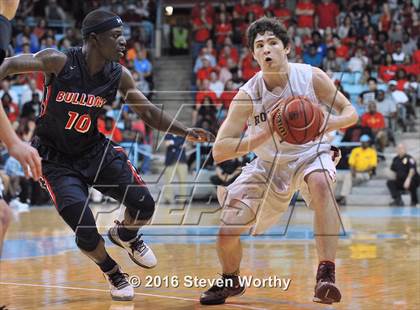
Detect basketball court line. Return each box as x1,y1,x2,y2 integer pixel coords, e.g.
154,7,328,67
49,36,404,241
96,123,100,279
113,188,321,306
0,281,267,310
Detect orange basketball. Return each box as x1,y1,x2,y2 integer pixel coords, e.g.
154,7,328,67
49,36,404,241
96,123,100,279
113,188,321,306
272,96,325,144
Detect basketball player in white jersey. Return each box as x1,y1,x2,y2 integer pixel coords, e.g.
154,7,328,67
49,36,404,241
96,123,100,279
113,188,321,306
0,1,40,177
200,17,358,305
0,0,42,261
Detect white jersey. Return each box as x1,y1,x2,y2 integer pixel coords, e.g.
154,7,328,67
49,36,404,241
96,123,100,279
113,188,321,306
239,63,330,164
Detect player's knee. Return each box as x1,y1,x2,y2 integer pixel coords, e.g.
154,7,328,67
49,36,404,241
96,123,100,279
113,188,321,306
217,226,243,245
126,192,155,221
217,227,241,244
220,201,256,227
75,226,103,252
308,173,331,197
218,208,252,241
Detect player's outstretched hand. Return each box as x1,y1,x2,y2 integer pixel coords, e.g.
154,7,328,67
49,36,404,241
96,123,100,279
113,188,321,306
185,128,215,143
8,140,42,181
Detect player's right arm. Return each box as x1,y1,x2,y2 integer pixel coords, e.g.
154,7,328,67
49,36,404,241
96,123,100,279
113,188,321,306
0,48,67,80
0,49,66,180
212,90,272,163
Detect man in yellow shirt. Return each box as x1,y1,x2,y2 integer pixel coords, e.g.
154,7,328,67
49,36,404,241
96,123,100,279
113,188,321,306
348,135,377,181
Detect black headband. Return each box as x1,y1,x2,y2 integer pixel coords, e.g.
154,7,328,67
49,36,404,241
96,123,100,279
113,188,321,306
82,16,123,37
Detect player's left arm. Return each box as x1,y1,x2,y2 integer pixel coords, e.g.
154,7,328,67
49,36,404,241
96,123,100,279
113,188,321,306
312,67,358,132
118,66,214,142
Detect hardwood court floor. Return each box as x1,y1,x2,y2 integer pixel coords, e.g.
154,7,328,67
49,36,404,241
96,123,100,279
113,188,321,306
0,204,419,309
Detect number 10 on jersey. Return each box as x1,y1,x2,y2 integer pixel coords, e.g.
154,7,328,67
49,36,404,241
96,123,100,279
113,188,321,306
65,111,92,133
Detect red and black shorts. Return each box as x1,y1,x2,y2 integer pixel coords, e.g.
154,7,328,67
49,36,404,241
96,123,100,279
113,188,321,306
33,137,150,214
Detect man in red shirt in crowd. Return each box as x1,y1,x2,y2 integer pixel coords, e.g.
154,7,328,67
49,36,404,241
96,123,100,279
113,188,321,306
379,54,398,82
215,12,232,47
192,7,213,58
194,79,219,125
193,8,212,43
296,0,315,35
315,0,339,30
191,0,214,20
220,80,238,111
270,0,291,27
196,79,218,108
332,35,349,60
247,0,265,18
218,43,239,67
234,0,247,17
196,57,215,88
361,102,387,152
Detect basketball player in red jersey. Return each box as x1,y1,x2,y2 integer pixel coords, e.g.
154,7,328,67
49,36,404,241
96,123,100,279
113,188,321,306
200,17,357,305
0,9,214,300
0,0,42,261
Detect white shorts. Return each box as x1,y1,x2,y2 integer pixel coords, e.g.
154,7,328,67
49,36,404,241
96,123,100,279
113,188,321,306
217,149,336,235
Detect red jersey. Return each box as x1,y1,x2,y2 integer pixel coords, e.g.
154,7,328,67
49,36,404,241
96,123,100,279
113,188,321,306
220,90,238,110
379,65,398,82
215,23,232,45
195,90,219,107
271,7,292,27
196,67,214,82
316,2,339,29
193,17,213,43
296,1,315,28
361,112,385,130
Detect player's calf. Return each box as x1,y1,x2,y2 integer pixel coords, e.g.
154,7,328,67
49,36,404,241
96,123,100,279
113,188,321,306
200,222,251,305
